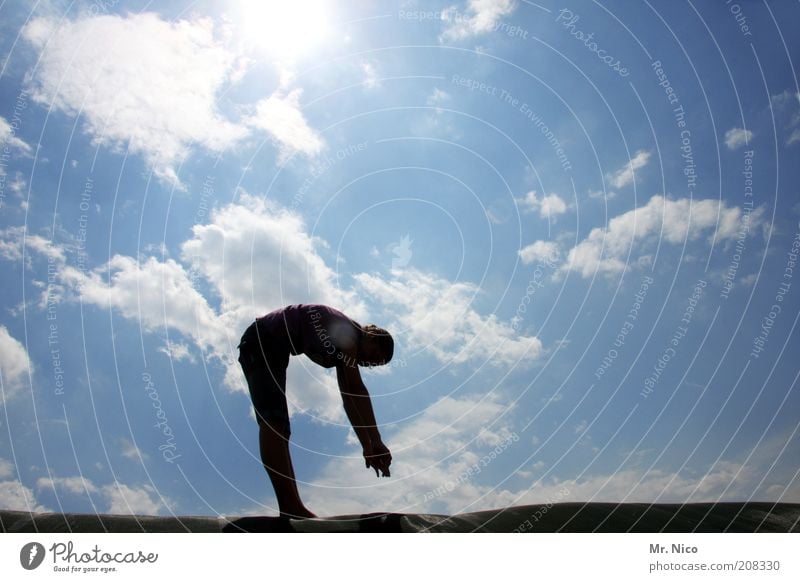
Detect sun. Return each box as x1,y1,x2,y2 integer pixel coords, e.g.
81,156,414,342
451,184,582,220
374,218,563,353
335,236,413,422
238,0,332,61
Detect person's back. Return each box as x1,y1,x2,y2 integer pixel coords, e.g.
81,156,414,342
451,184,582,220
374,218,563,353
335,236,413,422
252,304,363,368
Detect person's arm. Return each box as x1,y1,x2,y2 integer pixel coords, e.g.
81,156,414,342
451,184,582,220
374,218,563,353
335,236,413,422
336,356,391,477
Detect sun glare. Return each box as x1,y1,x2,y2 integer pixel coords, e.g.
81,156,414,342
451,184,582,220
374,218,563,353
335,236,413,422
239,0,331,61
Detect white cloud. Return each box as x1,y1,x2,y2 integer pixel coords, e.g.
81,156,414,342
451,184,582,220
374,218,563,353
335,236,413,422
0,226,66,264
28,194,361,422
486,208,506,224
354,268,542,368
180,192,361,319
588,189,617,200
247,89,324,161
0,325,32,402
770,90,800,146
101,483,169,515
607,149,650,189
6,172,27,198
36,476,97,495
158,341,196,363
551,432,800,505
360,61,380,89
740,273,758,287
22,13,248,185
519,240,560,266
0,480,48,512
0,458,13,479
724,127,754,150
539,194,567,218
516,190,568,218
120,437,148,461
1,457,48,511
427,88,451,107
60,255,226,354
441,0,517,41
559,195,764,278
509,465,745,506
37,476,170,514
3,193,542,423
0,116,31,154
304,393,790,516
305,394,519,515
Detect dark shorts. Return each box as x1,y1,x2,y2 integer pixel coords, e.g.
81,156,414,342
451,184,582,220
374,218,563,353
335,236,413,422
237,321,291,432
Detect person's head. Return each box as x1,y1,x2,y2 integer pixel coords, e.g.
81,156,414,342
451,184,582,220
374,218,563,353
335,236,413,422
358,324,394,367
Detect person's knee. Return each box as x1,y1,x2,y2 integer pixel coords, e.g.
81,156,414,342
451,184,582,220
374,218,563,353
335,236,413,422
259,417,290,439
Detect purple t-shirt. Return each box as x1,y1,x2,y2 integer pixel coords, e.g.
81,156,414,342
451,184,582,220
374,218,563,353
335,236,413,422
255,304,363,368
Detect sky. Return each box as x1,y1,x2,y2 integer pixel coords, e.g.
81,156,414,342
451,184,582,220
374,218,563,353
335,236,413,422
0,0,799,519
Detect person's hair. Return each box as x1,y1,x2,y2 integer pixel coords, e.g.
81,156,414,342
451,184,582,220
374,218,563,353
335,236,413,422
362,324,394,363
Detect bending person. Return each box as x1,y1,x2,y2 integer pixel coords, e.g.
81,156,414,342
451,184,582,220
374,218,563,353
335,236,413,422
237,304,394,519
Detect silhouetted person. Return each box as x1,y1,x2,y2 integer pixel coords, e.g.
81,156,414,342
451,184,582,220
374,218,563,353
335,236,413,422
237,304,394,518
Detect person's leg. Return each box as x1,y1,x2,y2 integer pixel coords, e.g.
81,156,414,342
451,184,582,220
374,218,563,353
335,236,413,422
239,337,316,518
257,419,316,519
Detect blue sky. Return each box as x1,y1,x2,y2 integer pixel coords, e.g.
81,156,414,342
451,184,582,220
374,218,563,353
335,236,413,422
1,0,799,518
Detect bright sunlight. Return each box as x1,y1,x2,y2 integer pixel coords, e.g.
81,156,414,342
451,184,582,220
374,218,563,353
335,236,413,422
238,0,331,61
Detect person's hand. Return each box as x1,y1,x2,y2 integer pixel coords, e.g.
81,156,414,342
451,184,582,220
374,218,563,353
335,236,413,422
363,440,392,477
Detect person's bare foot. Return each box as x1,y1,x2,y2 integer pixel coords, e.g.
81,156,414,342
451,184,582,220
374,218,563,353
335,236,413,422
279,507,317,519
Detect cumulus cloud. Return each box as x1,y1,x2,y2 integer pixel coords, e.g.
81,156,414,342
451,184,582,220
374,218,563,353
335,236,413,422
354,268,542,368
770,90,800,146
607,149,650,189
441,0,517,41
559,195,764,278
516,190,568,219
519,240,560,266
10,194,361,422
0,325,32,402
2,192,542,421
64,253,340,422
158,341,196,363
36,476,97,495
60,255,227,355
0,226,66,264
37,476,170,515
102,483,169,515
181,192,362,318
247,89,324,161
0,458,48,511
22,12,248,185
120,437,148,461
0,458,12,479
0,115,32,154
0,480,48,512
305,394,519,515
724,127,754,150
303,393,790,516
